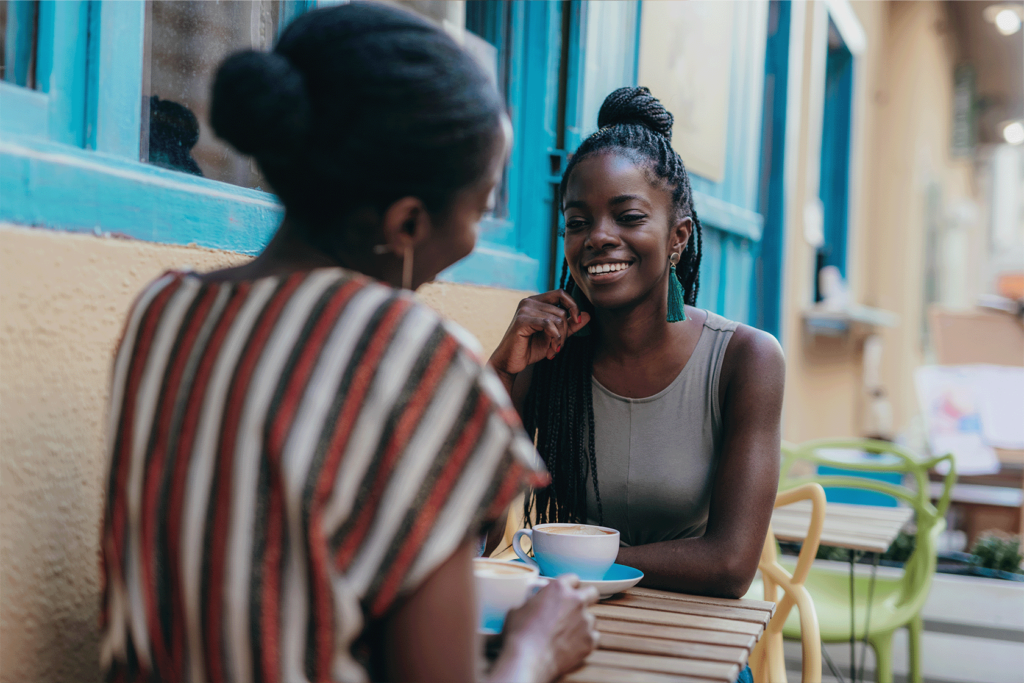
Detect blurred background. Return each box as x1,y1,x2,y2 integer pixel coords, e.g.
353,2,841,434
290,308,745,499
1,1,1022,681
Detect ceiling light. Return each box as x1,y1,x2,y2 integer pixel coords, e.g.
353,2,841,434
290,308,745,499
996,8,1022,34
1004,121,1024,145
984,4,1023,36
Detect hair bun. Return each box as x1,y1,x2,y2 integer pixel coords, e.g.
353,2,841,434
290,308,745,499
210,50,311,159
596,86,674,141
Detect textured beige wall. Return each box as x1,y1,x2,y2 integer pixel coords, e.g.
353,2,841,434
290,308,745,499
780,0,973,442
0,225,527,682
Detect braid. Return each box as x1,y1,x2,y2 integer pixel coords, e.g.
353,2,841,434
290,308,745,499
525,87,703,526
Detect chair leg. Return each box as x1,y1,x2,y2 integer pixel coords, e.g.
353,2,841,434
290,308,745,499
870,632,894,683
907,616,923,683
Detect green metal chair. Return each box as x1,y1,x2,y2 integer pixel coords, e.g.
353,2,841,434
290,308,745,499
777,439,956,683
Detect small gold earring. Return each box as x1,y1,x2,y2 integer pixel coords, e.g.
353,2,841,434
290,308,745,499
669,252,681,267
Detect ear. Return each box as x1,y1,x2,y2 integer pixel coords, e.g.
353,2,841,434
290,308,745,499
671,216,693,255
379,196,433,255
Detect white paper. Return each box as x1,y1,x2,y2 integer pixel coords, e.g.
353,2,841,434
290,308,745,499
974,365,1024,449
914,366,1001,475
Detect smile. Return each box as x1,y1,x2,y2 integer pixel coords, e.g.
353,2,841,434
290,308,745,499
586,262,632,275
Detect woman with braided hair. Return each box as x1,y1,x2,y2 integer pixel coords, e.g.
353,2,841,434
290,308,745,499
489,87,784,606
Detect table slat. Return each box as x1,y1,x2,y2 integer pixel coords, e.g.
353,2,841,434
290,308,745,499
591,604,763,636
599,632,748,665
625,587,776,617
586,650,740,682
563,664,718,683
595,618,756,650
603,594,770,625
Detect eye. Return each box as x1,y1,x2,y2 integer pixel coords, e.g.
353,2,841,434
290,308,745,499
619,212,646,224
564,217,588,232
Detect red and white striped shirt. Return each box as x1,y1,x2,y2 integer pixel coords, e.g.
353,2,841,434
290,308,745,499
100,268,546,682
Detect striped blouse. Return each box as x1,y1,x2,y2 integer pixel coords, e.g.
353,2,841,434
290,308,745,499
100,268,547,683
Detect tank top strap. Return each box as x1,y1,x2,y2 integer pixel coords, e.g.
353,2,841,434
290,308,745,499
694,310,738,435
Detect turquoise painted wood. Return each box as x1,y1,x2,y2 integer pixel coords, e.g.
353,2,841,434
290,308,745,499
89,0,145,158
687,2,770,325
568,1,770,326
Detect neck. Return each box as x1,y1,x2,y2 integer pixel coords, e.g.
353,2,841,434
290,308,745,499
592,287,677,361
243,216,401,288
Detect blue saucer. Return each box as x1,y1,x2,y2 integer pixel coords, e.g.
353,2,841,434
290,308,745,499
510,560,643,597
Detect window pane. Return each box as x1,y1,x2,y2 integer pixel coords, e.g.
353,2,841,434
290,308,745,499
1,0,40,89
143,0,282,188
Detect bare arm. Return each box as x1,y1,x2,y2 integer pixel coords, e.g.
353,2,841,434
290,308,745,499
615,326,784,598
380,541,479,683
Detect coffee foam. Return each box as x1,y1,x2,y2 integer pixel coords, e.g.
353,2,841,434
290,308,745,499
474,562,534,577
541,524,614,536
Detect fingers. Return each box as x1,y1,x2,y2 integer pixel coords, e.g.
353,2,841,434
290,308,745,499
555,574,581,589
577,585,600,605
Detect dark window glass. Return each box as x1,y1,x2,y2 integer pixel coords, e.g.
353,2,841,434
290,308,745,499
1,0,40,89
142,0,282,188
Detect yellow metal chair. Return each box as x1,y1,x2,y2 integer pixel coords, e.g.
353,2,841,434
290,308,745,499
750,482,826,683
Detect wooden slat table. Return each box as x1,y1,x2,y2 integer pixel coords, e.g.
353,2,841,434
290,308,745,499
560,587,776,683
770,499,913,553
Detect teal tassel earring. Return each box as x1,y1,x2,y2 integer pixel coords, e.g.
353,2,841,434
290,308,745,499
666,252,687,323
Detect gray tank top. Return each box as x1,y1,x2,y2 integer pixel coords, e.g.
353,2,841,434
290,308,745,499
585,311,738,546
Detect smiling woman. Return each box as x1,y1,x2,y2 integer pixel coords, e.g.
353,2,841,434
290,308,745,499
488,88,785,611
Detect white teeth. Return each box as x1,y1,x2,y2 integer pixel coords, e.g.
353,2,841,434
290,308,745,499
587,262,630,275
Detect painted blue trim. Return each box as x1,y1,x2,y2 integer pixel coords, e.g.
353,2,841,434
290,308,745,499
0,135,282,252
4,1,39,87
90,0,144,158
0,82,49,137
818,36,854,277
42,1,90,147
752,0,791,338
439,244,540,292
692,190,764,242
1,133,545,289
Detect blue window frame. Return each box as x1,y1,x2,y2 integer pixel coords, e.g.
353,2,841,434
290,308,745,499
816,19,854,298
752,0,792,339
0,0,550,292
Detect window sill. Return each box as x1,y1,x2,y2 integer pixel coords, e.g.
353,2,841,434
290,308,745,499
0,133,541,291
802,303,899,337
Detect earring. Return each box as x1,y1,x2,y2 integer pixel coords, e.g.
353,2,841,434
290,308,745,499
566,278,591,337
402,244,413,290
371,244,414,290
667,252,687,323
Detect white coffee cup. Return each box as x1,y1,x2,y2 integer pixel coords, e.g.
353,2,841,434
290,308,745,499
512,523,620,580
473,558,548,632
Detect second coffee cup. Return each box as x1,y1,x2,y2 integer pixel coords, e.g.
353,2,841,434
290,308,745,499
512,523,620,580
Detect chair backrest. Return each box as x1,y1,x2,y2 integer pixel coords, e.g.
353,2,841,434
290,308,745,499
753,482,826,683
780,439,955,612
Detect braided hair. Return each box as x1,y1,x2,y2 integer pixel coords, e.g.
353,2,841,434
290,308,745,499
523,86,704,526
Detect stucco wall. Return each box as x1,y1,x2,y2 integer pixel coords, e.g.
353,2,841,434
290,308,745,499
0,225,528,682
780,0,974,442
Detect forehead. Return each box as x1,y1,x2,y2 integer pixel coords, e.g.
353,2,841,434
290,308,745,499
563,151,670,206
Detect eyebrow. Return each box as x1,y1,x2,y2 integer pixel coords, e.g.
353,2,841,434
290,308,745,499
563,194,648,212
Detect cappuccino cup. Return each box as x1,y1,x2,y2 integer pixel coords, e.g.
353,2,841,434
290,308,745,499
512,523,620,580
473,558,547,632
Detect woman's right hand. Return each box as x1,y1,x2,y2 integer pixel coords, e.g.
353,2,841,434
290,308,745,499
494,575,600,683
489,290,591,382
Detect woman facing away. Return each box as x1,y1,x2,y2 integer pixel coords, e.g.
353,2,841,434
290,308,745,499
99,4,598,682
489,87,785,602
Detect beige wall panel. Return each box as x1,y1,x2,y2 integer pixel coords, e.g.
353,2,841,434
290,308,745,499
0,225,526,682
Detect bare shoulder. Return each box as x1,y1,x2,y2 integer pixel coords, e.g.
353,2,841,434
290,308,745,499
721,323,785,395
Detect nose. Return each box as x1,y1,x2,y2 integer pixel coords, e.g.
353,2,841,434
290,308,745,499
584,216,621,252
